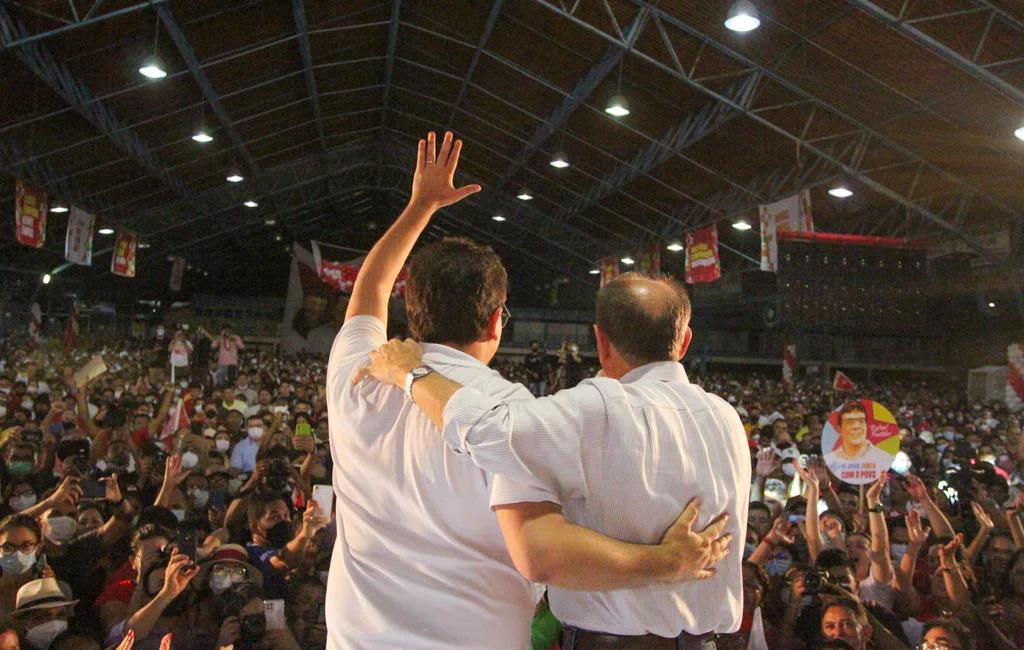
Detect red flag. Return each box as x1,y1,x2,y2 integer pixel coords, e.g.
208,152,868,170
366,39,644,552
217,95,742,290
64,304,79,351
685,226,721,284
161,398,190,441
783,344,797,384
15,180,48,248
28,302,42,348
635,245,661,278
833,370,856,392
111,230,137,278
599,256,619,288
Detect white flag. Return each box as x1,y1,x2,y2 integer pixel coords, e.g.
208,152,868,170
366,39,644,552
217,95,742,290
169,257,186,292
761,190,814,234
759,207,778,272
64,206,95,266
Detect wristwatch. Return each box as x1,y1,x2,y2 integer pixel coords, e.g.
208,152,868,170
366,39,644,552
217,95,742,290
404,366,435,400
866,504,884,514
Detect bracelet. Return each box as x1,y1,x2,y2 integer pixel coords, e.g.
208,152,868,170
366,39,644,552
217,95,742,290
866,505,884,514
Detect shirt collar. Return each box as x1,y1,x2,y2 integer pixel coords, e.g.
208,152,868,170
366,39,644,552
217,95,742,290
619,361,689,385
420,343,490,371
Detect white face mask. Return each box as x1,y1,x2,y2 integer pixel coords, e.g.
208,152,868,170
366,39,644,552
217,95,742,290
215,439,231,453
891,543,910,561
181,451,199,469
25,619,68,649
782,463,796,477
171,509,186,522
209,573,233,594
248,427,264,441
9,493,37,512
0,550,36,576
190,488,210,509
44,516,78,543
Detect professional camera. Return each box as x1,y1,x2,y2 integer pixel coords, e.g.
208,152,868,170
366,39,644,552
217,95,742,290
803,569,834,597
264,456,292,492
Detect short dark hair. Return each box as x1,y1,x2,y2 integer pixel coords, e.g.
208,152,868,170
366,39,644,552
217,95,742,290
0,514,41,543
822,596,869,629
816,548,854,572
406,237,507,345
839,401,867,421
922,618,973,650
749,501,771,516
595,273,690,365
247,490,288,529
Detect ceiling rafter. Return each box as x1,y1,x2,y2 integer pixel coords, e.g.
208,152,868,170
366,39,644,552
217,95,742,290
291,0,327,152
443,0,505,133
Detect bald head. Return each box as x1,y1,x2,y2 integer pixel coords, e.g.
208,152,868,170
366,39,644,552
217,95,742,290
595,273,691,367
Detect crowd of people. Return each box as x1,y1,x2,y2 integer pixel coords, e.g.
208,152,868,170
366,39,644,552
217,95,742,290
0,325,1019,650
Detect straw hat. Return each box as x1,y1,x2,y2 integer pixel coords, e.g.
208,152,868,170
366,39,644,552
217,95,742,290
13,578,78,614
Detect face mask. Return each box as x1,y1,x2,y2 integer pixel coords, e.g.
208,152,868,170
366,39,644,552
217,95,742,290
0,550,36,576
190,488,210,509
228,478,244,496
181,451,199,469
248,427,264,441
764,557,792,577
943,431,956,441
25,619,68,649
782,464,796,477
45,516,78,543
265,521,294,549
209,573,233,594
237,384,248,390
216,439,231,453
179,380,188,389
171,509,186,522
20,399,33,410
891,543,909,561
8,460,33,478
9,493,37,512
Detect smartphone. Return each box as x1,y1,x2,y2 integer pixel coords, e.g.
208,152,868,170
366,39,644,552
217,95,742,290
312,484,334,517
798,454,809,469
178,528,197,564
295,422,312,437
211,490,227,510
263,599,286,630
787,514,806,525
81,479,106,499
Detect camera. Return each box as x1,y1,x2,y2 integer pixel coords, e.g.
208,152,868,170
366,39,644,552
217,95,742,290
803,569,833,597
264,457,291,492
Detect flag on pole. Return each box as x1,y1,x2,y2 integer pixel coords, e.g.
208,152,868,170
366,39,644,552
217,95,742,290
635,245,661,278
28,303,42,348
111,230,137,278
599,256,619,287
1007,344,1024,411
783,344,797,384
684,225,721,284
833,370,856,392
169,257,186,292
15,180,48,249
161,398,190,442
64,304,79,351
64,207,95,265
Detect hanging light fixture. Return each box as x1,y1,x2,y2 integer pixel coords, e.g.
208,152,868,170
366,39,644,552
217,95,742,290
666,241,684,252
828,186,853,198
264,217,276,226
725,0,761,32
620,256,635,265
732,220,753,231
192,128,213,143
549,152,569,168
1015,123,1024,141
42,273,51,285
226,168,244,183
98,227,115,235
589,269,600,275
138,14,168,79
492,214,506,222
516,188,533,201
49,201,68,213
605,58,631,117
243,200,258,208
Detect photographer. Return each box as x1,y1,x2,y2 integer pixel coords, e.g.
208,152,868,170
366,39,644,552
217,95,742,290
213,581,299,650
243,492,326,600
109,549,197,649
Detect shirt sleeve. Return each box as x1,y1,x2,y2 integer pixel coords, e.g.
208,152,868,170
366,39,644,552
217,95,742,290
442,381,609,506
229,443,244,470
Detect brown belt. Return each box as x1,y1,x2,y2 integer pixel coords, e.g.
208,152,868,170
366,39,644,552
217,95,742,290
561,626,716,650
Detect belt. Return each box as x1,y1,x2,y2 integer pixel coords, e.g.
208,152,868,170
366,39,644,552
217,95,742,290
561,626,716,650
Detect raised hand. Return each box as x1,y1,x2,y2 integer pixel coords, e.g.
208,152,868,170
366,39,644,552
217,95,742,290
163,453,191,488
409,131,481,211
971,501,994,532
905,473,929,502
114,630,136,650
764,517,796,547
658,497,732,582
866,474,887,509
755,449,780,479
353,338,424,388
937,534,963,570
300,500,329,538
795,462,819,489
905,509,931,547
159,633,173,650
101,472,123,503
160,550,199,599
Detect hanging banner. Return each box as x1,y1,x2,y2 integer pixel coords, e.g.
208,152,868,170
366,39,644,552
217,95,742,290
111,230,137,278
64,304,79,351
759,190,813,273
684,225,721,284
759,208,777,273
311,240,407,297
833,370,856,392
783,344,797,385
635,245,661,278
64,206,95,266
599,256,619,288
15,180,48,249
169,257,187,292
28,303,42,348
1008,344,1024,411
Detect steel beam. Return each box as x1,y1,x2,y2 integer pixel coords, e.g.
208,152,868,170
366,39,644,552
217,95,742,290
0,0,163,50
378,0,401,180
291,0,327,152
156,3,259,177
848,0,1024,106
443,0,505,133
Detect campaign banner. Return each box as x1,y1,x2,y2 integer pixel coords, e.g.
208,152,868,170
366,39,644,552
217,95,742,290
111,230,137,278
782,344,797,385
169,257,186,292
28,302,42,347
599,256,619,288
64,207,95,266
1008,344,1024,411
15,180,48,248
635,245,660,278
684,225,721,284
759,190,813,273
64,304,79,351
822,400,898,485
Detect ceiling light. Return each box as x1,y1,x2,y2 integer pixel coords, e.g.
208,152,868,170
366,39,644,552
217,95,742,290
1015,125,1024,141
98,228,114,235
725,0,761,32
516,188,533,201
732,220,753,231
243,200,258,208
138,54,167,79
492,214,506,222
605,95,630,117
50,202,68,213
192,128,213,143
138,241,150,249
828,186,853,198
666,241,684,252
274,234,283,242
988,301,997,308
549,152,569,169
589,269,600,275
42,273,51,285
226,170,244,183
264,218,276,226
620,256,635,265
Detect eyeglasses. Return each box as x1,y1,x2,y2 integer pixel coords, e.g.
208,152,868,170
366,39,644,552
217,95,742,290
1,541,39,554
211,564,248,579
501,304,511,328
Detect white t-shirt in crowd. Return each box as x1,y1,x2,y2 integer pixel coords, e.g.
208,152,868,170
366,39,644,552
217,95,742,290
324,315,536,650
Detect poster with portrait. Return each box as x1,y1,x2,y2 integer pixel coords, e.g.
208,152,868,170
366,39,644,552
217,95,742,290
822,399,899,485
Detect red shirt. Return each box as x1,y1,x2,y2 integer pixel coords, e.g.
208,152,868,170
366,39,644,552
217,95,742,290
94,561,135,607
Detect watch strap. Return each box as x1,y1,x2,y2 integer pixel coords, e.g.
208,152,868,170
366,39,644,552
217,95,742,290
404,366,434,400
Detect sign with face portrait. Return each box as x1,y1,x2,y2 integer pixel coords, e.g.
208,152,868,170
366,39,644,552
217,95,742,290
822,399,899,485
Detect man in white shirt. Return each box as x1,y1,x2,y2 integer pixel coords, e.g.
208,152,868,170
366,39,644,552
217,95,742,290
326,132,732,650
358,272,751,649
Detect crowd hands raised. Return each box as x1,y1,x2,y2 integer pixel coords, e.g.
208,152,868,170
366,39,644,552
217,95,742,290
0,335,333,650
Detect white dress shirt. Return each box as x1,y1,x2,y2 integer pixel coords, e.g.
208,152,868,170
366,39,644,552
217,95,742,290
442,361,751,637
325,316,536,650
